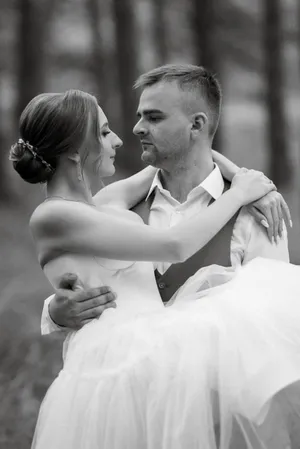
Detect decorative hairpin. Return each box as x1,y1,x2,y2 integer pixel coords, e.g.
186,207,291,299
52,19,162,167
10,138,55,173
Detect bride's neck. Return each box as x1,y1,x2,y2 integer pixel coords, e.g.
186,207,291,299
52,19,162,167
46,161,94,204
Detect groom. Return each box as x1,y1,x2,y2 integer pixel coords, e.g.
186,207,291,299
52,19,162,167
41,64,291,447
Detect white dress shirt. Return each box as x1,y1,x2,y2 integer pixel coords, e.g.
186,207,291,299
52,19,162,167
148,164,226,274
147,164,289,272
41,164,289,334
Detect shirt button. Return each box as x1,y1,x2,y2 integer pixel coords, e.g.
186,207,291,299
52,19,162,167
158,282,166,289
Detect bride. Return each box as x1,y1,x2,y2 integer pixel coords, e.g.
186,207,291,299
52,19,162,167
10,90,300,449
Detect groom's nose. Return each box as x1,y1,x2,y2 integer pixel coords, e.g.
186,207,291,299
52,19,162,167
133,120,147,136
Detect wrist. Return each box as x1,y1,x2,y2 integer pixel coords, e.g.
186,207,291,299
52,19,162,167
228,165,239,180
228,187,246,207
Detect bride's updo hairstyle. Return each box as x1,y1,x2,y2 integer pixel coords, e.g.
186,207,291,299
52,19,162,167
9,90,100,184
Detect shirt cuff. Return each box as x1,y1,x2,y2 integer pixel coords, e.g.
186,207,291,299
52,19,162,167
41,295,64,335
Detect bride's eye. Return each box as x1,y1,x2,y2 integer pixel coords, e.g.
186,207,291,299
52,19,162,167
102,130,111,137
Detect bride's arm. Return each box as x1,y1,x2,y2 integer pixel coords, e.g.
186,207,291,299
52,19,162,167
212,150,239,181
96,154,235,209
212,150,292,240
30,172,274,267
93,166,157,209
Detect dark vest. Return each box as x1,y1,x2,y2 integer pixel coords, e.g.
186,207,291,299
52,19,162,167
131,180,238,303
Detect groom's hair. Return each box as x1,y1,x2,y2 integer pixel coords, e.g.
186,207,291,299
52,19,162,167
134,64,222,137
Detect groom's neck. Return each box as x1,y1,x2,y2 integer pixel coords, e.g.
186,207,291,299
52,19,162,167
160,155,214,203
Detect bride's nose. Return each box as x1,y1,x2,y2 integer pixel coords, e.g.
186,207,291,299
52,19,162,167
113,134,123,150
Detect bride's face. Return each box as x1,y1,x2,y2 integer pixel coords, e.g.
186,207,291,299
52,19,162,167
83,107,123,179
97,107,123,177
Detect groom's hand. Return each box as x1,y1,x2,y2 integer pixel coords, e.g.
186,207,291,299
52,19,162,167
49,273,117,329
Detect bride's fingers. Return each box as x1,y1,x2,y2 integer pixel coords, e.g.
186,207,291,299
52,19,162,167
260,207,274,243
246,205,269,230
270,203,280,243
277,204,284,239
280,196,292,228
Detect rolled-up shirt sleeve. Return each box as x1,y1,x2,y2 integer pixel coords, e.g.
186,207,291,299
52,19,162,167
231,207,289,268
41,295,64,335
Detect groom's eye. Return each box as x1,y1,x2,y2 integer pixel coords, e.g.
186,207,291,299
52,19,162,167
148,116,162,123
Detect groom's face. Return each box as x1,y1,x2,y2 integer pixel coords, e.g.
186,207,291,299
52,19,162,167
133,82,192,169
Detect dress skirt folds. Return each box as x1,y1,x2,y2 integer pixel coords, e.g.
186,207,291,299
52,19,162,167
32,258,300,449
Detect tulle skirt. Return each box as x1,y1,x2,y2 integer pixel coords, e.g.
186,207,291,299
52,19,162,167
32,258,300,449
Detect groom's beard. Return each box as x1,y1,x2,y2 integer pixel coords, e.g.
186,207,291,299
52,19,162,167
141,151,157,166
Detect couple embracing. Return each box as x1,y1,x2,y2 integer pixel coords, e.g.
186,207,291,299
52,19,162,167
10,64,300,449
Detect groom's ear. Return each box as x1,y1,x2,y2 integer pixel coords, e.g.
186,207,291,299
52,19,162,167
191,112,208,133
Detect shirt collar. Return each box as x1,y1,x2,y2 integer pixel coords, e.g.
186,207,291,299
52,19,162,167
145,169,163,201
145,164,224,201
199,164,224,200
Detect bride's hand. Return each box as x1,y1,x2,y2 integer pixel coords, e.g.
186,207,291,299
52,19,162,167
231,168,276,205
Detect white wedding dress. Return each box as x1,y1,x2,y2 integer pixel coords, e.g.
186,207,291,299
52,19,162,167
32,209,300,449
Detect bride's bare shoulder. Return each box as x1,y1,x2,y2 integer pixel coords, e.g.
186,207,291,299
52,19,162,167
29,200,94,238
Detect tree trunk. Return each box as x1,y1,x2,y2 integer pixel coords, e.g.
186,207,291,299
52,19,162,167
85,0,109,115
298,0,300,83
15,0,55,124
152,0,168,65
0,122,10,202
0,3,11,201
263,0,291,187
112,0,141,175
192,0,223,153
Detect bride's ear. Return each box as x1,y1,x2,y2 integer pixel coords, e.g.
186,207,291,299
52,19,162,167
68,151,83,181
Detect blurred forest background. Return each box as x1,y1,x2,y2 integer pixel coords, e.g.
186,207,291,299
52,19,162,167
0,0,300,447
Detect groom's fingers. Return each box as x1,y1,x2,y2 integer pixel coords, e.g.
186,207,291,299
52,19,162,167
80,319,93,326
78,292,117,312
75,286,115,303
58,273,79,289
79,302,117,322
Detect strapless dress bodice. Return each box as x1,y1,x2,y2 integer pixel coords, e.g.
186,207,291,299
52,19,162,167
44,206,164,316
